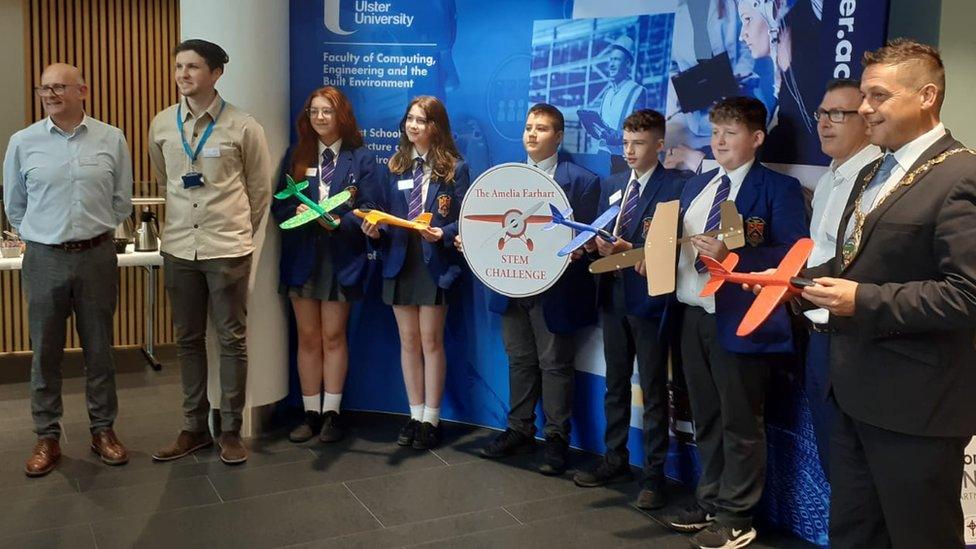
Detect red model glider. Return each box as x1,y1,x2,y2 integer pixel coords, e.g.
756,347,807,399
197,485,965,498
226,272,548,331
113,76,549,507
698,238,815,336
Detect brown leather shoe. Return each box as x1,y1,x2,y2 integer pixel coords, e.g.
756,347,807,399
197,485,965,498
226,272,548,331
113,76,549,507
152,430,214,462
91,429,129,466
218,432,248,465
25,438,61,477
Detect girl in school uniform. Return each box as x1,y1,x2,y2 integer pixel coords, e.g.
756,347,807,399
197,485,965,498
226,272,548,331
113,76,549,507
272,86,379,444
361,96,469,450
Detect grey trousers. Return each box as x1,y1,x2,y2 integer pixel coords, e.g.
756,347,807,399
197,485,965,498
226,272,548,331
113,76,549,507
501,297,575,440
22,237,119,439
163,252,251,433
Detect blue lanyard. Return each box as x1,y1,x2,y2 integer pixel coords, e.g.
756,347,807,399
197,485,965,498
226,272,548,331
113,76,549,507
177,99,226,162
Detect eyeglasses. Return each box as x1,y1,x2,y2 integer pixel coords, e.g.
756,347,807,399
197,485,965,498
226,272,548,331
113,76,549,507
306,108,335,118
33,83,80,97
405,114,428,127
813,109,860,123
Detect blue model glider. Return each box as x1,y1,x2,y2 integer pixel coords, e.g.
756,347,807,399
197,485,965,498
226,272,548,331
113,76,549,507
543,203,621,257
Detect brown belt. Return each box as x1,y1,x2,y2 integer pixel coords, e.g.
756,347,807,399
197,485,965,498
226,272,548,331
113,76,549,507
43,232,112,252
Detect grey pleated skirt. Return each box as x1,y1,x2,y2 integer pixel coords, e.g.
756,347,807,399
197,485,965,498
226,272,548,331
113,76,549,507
382,232,447,306
279,236,362,302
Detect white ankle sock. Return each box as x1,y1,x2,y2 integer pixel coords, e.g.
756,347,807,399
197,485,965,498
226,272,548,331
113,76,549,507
302,393,321,414
422,407,440,426
322,392,342,414
409,404,425,421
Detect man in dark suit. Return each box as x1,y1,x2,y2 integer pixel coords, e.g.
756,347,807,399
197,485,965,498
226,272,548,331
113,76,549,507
663,97,808,549
572,109,688,511
459,103,600,475
799,39,976,548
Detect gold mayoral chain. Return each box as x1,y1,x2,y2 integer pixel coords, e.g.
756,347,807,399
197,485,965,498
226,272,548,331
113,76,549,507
841,147,976,268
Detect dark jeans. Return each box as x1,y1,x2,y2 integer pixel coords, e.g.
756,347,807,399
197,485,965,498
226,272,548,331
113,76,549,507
163,252,251,433
805,330,837,479
501,297,575,440
680,306,769,530
22,237,119,439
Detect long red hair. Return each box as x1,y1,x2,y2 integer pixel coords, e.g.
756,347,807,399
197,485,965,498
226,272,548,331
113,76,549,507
388,96,461,184
289,86,364,178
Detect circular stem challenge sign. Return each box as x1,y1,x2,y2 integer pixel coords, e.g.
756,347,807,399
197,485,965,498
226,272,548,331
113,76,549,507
459,163,572,297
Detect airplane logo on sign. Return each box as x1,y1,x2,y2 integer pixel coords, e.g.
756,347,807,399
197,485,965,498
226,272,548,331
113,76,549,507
463,201,551,251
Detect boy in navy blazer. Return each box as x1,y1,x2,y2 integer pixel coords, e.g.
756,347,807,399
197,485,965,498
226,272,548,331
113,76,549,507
459,104,599,475
662,97,807,549
572,110,688,511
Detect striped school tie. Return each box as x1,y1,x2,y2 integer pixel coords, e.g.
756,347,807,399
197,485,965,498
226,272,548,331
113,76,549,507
695,175,731,273
320,148,335,196
616,178,641,237
408,157,425,219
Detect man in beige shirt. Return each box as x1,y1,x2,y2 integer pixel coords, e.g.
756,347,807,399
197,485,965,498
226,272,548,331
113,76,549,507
147,39,271,465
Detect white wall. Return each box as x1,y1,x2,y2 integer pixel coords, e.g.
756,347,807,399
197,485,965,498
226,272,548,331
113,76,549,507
0,0,26,219
939,0,976,145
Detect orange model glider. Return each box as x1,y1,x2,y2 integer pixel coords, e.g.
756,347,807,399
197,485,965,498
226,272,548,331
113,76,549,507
354,209,433,232
698,237,815,336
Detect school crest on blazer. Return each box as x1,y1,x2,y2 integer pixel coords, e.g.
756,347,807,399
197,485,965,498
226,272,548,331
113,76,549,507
437,194,451,217
745,216,766,246
641,216,652,239
344,185,358,207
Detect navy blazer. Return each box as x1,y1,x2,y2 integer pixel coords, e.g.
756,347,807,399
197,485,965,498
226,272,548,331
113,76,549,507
272,145,380,289
376,159,470,290
678,162,807,354
596,164,689,319
487,160,601,334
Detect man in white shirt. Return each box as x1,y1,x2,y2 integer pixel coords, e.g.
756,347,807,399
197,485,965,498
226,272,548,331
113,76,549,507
803,78,880,479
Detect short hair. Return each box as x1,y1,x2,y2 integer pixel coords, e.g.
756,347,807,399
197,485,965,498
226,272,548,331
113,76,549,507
825,78,861,93
709,96,767,134
622,109,665,137
174,39,229,72
526,103,564,133
862,38,945,107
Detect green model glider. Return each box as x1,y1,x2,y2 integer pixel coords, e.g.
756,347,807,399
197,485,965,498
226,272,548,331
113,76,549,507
275,175,352,230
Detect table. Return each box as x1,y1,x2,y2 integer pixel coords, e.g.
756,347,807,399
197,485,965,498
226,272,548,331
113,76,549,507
0,245,164,370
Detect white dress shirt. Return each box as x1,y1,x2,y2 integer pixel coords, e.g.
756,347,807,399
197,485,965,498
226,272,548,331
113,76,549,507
612,165,656,236
867,122,946,213
804,144,881,324
317,139,342,198
676,159,753,312
407,147,432,208
529,151,558,177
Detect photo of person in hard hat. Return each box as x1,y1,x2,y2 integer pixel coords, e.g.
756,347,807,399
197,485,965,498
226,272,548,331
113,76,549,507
586,35,648,159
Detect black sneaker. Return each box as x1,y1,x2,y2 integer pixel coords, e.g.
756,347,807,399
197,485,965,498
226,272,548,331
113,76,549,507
318,411,344,443
412,422,439,450
480,429,535,459
288,411,322,443
690,523,757,548
397,419,421,447
572,456,634,487
537,434,569,476
636,486,667,510
666,504,716,533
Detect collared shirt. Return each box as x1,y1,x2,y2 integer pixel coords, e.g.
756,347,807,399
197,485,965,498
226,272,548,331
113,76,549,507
868,122,947,213
409,147,432,207
317,139,342,198
3,115,132,245
612,165,656,236
148,93,272,260
528,152,558,177
804,144,881,324
676,159,753,312
598,79,643,153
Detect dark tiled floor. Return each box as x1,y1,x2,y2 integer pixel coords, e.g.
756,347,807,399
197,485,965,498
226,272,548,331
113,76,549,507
0,349,815,548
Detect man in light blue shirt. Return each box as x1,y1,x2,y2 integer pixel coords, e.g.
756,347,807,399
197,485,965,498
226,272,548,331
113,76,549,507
2,63,132,477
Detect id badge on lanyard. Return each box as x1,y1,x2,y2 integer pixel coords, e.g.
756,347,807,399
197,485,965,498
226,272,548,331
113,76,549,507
177,100,226,189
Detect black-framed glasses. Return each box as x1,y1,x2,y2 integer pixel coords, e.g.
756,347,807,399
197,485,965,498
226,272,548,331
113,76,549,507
306,108,335,118
33,83,80,97
813,109,860,123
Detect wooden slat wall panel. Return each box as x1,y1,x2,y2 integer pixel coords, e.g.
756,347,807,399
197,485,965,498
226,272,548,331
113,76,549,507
1,0,179,353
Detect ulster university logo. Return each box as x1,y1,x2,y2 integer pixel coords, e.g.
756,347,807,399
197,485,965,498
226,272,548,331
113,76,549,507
437,194,452,218
745,216,766,247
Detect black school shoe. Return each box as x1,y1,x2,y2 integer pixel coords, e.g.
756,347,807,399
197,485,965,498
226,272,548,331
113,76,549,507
480,428,536,459
288,411,322,443
412,421,439,450
397,419,421,446
572,455,634,487
537,434,569,475
318,411,344,443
